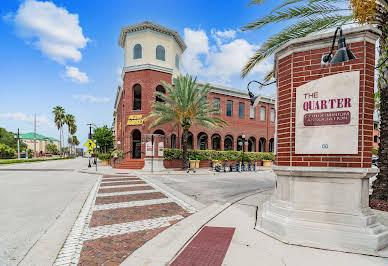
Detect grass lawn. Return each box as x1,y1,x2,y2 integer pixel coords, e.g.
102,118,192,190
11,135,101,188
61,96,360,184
0,157,76,164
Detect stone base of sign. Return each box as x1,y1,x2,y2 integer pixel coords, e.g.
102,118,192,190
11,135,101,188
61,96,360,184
256,166,388,256
142,158,166,172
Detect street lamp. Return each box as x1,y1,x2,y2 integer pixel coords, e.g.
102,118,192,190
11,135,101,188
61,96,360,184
117,140,121,150
322,26,356,64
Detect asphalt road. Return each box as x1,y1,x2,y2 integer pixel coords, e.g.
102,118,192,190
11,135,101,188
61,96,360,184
149,170,275,206
0,157,97,266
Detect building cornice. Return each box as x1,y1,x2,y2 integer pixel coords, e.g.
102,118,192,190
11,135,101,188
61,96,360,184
114,86,123,112
121,64,173,80
119,21,187,52
197,80,275,104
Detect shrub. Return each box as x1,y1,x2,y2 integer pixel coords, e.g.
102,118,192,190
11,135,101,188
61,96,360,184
111,149,124,159
0,143,16,159
98,153,111,160
163,148,275,161
372,148,378,155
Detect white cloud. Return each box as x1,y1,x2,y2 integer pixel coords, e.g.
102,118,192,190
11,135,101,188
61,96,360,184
65,66,89,83
0,112,53,127
182,28,209,75
12,0,89,63
211,29,236,46
72,94,110,103
182,28,273,85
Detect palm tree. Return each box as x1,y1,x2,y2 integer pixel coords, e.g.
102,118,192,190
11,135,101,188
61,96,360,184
241,0,388,201
146,75,227,168
65,114,76,156
52,106,65,157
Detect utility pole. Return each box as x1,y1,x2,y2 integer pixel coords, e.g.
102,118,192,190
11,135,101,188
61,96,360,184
17,128,20,159
34,113,37,158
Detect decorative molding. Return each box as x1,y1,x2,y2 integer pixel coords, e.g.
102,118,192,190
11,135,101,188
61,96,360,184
119,21,187,52
121,64,173,81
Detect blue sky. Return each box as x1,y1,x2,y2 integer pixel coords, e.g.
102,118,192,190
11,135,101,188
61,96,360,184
0,0,282,146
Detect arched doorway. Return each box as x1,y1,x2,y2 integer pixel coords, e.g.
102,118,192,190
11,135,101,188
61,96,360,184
248,137,256,152
224,135,233,151
156,85,166,103
211,134,221,151
197,132,208,150
182,132,193,150
269,138,274,152
132,129,141,159
259,137,266,152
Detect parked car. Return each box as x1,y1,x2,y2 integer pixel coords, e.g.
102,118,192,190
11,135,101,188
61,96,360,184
372,155,378,166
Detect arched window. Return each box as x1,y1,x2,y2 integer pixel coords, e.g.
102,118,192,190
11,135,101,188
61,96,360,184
156,45,165,61
156,85,166,103
175,54,179,69
259,138,266,152
269,138,274,152
211,134,221,151
224,135,234,151
133,44,142,59
133,84,141,110
248,137,256,152
197,132,208,150
171,134,176,149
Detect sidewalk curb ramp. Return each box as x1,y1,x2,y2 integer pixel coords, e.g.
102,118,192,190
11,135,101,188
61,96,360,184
120,202,232,266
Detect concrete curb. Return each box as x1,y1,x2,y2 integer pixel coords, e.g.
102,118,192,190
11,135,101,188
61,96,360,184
120,202,231,266
18,179,97,266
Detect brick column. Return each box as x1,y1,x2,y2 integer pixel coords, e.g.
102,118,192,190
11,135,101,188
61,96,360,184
256,26,388,255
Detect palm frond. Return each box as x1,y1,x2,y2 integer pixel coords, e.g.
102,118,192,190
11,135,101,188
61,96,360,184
241,3,349,31
241,14,353,78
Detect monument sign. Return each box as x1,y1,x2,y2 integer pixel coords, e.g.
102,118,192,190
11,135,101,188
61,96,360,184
295,71,359,154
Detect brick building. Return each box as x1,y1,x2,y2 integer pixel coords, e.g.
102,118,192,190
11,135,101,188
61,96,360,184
113,22,275,161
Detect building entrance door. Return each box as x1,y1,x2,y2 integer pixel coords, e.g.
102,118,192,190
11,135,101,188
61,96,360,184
132,130,141,159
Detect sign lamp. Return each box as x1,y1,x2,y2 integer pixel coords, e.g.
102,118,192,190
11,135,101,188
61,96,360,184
322,26,356,64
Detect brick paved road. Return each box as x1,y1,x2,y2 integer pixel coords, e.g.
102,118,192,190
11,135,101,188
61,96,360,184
54,174,197,265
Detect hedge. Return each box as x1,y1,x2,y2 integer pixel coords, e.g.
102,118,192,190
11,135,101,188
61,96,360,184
163,148,275,161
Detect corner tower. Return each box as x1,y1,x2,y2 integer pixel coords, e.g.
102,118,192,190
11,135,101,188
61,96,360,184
119,21,186,78
115,22,186,162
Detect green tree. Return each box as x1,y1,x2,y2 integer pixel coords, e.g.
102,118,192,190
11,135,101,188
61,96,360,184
93,125,115,154
146,75,227,168
0,128,27,152
0,143,16,159
46,143,59,154
52,106,65,156
65,114,77,156
241,0,388,201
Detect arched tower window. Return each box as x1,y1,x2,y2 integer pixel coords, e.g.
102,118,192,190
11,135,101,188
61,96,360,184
133,44,142,59
156,85,166,103
156,45,165,61
175,54,179,69
133,84,141,110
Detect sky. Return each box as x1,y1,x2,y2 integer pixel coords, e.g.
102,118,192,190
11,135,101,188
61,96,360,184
0,0,284,147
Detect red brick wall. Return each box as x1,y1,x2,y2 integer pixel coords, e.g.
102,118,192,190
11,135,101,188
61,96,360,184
116,69,275,159
276,41,375,168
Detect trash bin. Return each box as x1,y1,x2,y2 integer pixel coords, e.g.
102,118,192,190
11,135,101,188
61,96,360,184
190,160,200,169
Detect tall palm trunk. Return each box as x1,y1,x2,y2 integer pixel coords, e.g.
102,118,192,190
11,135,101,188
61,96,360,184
182,128,189,169
372,27,388,201
59,127,62,157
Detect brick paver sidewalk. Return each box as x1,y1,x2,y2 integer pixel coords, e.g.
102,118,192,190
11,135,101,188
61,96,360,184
54,174,197,265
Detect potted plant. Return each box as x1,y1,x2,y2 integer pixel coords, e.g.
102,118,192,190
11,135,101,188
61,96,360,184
262,153,274,168
98,153,111,166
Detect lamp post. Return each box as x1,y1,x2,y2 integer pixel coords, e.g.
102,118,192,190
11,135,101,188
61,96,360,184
322,26,356,64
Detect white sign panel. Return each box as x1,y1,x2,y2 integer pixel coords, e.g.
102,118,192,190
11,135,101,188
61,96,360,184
158,142,164,157
295,71,359,154
145,141,154,156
